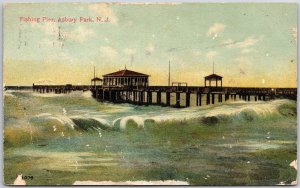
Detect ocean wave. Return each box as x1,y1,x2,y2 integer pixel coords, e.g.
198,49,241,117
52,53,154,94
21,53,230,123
4,99,296,143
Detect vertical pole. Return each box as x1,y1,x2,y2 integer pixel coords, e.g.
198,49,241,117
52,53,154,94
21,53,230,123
196,92,199,106
206,93,210,105
176,92,180,108
218,94,222,102
212,93,215,104
141,91,144,104
225,94,229,101
94,66,96,89
166,91,171,106
168,60,171,87
133,91,136,103
199,93,202,106
186,92,190,107
149,91,152,104
157,91,161,105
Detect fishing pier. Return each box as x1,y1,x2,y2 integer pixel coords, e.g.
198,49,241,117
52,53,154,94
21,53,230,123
88,85,296,108
28,67,297,108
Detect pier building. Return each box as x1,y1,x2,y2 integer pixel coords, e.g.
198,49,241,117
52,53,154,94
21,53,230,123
102,68,149,87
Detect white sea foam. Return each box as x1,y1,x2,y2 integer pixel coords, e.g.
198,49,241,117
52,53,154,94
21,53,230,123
4,92,16,98
36,113,52,117
31,92,66,98
32,99,294,132
62,108,67,116
45,115,75,129
90,117,111,127
119,116,145,130
81,91,92,98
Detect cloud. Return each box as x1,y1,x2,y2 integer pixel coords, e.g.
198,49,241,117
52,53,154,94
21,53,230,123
145,43,155,55
241,48,255,54
89,3,118,24
206,23,226,38
206,36,263,50
99,46,118,59
225,36,263,49
206,51,218,59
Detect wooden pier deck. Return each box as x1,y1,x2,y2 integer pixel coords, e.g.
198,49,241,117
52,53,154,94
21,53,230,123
24,84,298,108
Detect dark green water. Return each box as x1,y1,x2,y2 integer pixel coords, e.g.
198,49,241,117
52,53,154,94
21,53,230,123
4,90,297,185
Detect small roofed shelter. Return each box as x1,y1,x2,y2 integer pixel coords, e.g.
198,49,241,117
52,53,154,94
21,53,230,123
204,74,223,87
103,68,149,87
91,77,103,87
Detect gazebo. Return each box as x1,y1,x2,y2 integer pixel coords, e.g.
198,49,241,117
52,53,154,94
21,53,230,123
204,74,223,87
103,68,149,87
91,77,103,88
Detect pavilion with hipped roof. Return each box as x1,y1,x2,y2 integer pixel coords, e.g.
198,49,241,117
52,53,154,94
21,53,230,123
91,77,103,87
204,62,223,87
103,67,149,87
204,73,223,87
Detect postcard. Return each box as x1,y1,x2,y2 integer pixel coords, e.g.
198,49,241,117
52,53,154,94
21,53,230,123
3,2,297,186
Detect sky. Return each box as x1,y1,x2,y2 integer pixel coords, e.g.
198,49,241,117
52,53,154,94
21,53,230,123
3,3,298,87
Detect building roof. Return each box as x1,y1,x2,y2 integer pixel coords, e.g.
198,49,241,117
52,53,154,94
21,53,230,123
103,69,149,77
91,77,103,81
204,73,223,79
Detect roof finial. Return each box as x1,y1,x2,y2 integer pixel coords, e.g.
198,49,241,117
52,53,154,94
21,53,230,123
125,64,127,70
213,61,215,74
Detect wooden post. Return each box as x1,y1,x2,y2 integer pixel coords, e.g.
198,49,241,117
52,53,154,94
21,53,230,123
198,93,202,106
255,96,257,101
212,94,215,104
133,91,136,103
225,94,229,101
148,91,152,104
206,93,210,105
218,94,222,102
157,91,161,105
102,90,105,100
125,91,129,101
196,92,199,106
234,94,236,100
138,91,143,105
176,92,180,108
247,95,250,101
109,90,112,101
141,91,145,104
186,92,190,107
166,91,171,106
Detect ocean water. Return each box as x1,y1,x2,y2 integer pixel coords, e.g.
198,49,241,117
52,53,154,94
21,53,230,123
4,90,297,185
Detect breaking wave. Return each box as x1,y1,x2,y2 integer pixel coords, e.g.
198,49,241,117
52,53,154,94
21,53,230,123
4,97,296,147
33,99,298,131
